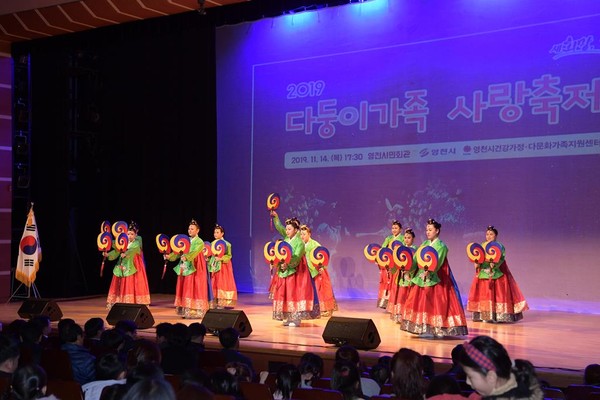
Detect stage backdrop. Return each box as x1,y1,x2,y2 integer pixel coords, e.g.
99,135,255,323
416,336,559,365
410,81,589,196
216,0,600,313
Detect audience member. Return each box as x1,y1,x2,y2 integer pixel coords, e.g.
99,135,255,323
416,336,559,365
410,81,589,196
422,354,436,380
161,323,197,375
99,328,126,359
176,382,214,400
121,377,175,400
59,320,96,385
273,363,300,400
298,352,324,388
82,353,127,400
19,321,43,366
226,361,254,384
155,323,173,350
30,316,52,350
459,335,543,399
335,345,380,397
101,361,164,399
426,374,463,399
369,363,390,388
0,332,21,378
209,369,239,397
127,339,162,370
218,328,254,373
6,364,58,400
584,363,600,385
446,344,466,380
331,360,365,400
188,323,206,352
84,318,105,351
390,348,425,400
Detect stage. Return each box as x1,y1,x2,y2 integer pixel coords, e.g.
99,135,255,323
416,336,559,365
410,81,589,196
1,293,596,387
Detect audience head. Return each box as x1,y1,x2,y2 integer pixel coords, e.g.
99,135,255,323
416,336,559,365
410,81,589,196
584,363,600,385
391,348,425,400
122,377,175,400
96,353,126,381
30,316,51,337
369,363,391,387
127,339,162,368
9,365,48,400
167,323,190,347
425,374,461,398
5,320,27,338
459,335,539,397
226,361,254,383
84,317,105,339
335,345,360,365
155,323,173,345
0,332,21,374
20,321,43,345
58,319,82,344
176,382,214,400
331,360,363,400
422,354,436,379
218,327,240,350
209,370,238,396
275,363,301,400
115,320,137,338
100,328,126,352
298,352,324,386
126,363,164,386
188,323,206,343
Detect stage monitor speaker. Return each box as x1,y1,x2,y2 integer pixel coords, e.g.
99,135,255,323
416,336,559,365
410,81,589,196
202,309,252,338
106,303,154,329
17,299,63,321
322,316,381,350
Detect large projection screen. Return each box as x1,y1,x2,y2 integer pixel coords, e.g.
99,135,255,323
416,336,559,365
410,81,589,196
216,0,600,313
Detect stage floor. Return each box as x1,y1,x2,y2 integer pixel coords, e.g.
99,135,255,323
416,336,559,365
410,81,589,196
1,293,597,377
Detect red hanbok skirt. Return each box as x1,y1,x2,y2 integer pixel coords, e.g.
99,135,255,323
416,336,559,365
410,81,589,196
314,268,338,314
211,261,238,307
272,258,320,321
377,267,392,309
107,254,151,307
387,270,411,322
400,260,468,336
467,260,529,322
174,255,210,317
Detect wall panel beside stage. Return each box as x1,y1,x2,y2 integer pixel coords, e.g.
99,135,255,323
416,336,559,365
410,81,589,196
216,0,600,312
0,55,12,300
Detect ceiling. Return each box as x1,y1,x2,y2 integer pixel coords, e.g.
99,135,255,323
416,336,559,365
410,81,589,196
0,0,247,55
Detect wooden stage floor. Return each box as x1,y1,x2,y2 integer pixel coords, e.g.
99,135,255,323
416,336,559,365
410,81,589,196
1,293,597,383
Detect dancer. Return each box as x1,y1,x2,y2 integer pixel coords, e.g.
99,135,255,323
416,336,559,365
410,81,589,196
378,220,404,309
300,225,338,317
387,228,417,323
400,218,468,337
467,226,529,323
459,335,543,399
104,221,150,309
270,211,320,327
167,219,210,318
208,224,238,308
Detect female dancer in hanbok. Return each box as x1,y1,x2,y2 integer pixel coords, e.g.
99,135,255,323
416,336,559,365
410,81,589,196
208,224,238,308
378,220,404,309
467,226,529,322
387,228,417,322
400,218,468,337
167,219,210,318
300,225,338,317
105,221,151,308
270,211,320,327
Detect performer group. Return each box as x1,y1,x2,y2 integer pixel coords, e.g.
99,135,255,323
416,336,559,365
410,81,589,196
97,194,528,336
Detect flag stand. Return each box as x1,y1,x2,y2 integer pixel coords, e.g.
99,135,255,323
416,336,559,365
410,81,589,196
7,281,40,303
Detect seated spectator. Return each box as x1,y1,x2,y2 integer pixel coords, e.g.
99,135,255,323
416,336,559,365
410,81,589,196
19,320,43,366
188,323,206,352
298,352,324,388
155,323,173,350
115,320,137,357
100,328,127,359
218,328,254,373
7,364,58,400
82,353,127,400
84,318,105,351
122,377,175,400
369,363,391,388
585,363,600,386
161,323,197,375
176,382,214,400
0,332,20,378
446,344,466,380
209,370,239,398
226,361,254,384
4,320,27,339
331,360,365,400
335,345,380,397
127,339,162,369
59,320,96,385
273,363,300,400
101,361,164,400
422,354,436,380
30,316,52,350
426,374,462,399
390,348,425,400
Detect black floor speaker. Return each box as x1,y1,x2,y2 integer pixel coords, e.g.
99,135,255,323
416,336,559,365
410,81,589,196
202,309,252,338
106,303,155,329
17,299,63,321
322,316,381,350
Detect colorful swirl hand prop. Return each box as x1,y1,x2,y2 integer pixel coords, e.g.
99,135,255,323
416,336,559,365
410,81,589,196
393,245,414,271
416,245,438,271
363,243,381,263
170,234,191,255
466,242,485,264
202,241,213,257
485,241,502,263
100,220,111,233
263,241,276,264
274,241,293,265
114,232,129,253
309,246,330,268
376,247,394,269
111,221,128,238
211,239,227,258
390,240,404,251
97,232,112,252
267,193,281,211
156,234,171,254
